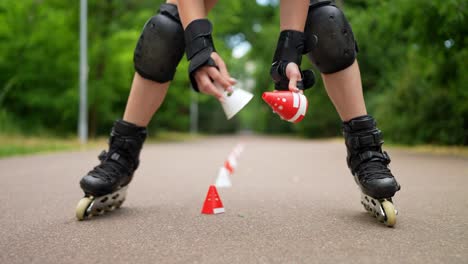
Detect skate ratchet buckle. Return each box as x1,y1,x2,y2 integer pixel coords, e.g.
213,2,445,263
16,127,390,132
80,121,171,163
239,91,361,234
360,193,398,227
76,186,128,220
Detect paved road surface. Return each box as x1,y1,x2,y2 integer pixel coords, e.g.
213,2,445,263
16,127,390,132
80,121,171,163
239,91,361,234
1,136,467,263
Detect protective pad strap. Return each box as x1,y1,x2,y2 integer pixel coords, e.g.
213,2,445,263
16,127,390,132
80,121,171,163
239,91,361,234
270,30,315,91
184,19,217,91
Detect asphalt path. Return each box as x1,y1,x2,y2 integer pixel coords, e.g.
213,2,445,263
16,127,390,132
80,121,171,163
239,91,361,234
1,136,467,263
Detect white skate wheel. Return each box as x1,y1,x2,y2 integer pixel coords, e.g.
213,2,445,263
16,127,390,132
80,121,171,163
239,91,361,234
382,200,396,227
76,197,93,221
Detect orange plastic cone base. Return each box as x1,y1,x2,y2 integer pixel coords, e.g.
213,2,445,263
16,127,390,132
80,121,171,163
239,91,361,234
262,91,308,123
201,185,225,214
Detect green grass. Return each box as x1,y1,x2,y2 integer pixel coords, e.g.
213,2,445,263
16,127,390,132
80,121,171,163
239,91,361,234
387,143,468,158
1,133,466,158
0,132,203,158
0,135,102,158
329,137,468,158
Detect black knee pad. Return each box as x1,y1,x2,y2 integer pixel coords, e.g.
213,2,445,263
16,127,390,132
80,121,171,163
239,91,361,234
304,1,358,74
134,4,185,83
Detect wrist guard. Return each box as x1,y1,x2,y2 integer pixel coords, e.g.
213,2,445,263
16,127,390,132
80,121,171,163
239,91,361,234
270,30,315,90
184,19,217,91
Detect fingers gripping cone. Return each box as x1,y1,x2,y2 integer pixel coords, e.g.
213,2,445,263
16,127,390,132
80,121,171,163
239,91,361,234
215,167,232,188
262,91,308,123
220,87,254,120
201,185,225,214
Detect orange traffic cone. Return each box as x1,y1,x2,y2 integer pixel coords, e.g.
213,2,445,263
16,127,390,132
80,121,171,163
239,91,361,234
201,185,225,214
262,91,308,123
224,157,236,174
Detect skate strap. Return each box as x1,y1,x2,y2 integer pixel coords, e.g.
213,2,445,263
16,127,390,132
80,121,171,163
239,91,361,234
346,130,383,150
350,150,390,171
99,150,136,173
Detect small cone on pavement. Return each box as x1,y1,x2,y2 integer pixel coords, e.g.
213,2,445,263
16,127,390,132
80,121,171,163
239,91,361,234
201,185,225,214
215,167,232,188
262,91,308,123
224,159,235,174
224,157,237,174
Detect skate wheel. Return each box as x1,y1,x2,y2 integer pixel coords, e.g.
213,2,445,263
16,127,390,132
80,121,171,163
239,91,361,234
76,197,93,220
382,200,396,227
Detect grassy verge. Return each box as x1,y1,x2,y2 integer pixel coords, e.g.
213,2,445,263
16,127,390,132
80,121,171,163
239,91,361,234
1,133,466,158
387,143,468,158
328,137,468,158
0,135,102,158
0,132,203,158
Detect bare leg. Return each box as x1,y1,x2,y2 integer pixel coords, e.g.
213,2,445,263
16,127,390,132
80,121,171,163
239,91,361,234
123,0,220,127
322,60,367,122
123,73,169,127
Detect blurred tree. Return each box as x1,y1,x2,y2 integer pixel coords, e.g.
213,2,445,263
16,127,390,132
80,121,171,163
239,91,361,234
0,0,466,145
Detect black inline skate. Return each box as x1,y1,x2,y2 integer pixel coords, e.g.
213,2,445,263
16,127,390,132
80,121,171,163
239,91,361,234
76,120,147,220
343,115,400,227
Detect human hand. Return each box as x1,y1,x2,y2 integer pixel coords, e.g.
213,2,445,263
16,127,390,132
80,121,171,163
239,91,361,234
193,52,236,102
270,30,315,92
285,62,303,93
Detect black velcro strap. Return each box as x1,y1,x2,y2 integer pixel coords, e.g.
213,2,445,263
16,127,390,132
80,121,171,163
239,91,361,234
185,19,215,59
347,130,383,150
184,19,217,91
345,115,376,131
302,69,316,89
270,63,315,91
350,151,390,171
272,30,305,66
270,30,315,91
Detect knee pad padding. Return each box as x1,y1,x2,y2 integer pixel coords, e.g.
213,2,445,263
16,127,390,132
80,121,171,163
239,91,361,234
304,3,357,74
133,4,185,83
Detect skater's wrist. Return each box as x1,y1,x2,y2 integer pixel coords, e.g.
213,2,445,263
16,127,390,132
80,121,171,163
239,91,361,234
184,19,218,92
270,30,315,91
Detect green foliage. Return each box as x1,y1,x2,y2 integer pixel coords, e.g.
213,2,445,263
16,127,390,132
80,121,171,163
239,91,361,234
348,0,467,145
0,0,466,145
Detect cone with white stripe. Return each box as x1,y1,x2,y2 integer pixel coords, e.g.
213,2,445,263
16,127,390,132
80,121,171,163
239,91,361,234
224,156,237,174
262,91,308,123
215,167,232,188
201,185,225,214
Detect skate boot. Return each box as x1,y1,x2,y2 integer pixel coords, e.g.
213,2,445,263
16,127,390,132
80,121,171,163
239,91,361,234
76,120,147,220
343,115,401,227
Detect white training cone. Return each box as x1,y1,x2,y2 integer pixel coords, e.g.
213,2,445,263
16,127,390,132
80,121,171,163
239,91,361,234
220,87,254,120
226,156,238,171
231,143,245,158
215,167,232,188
